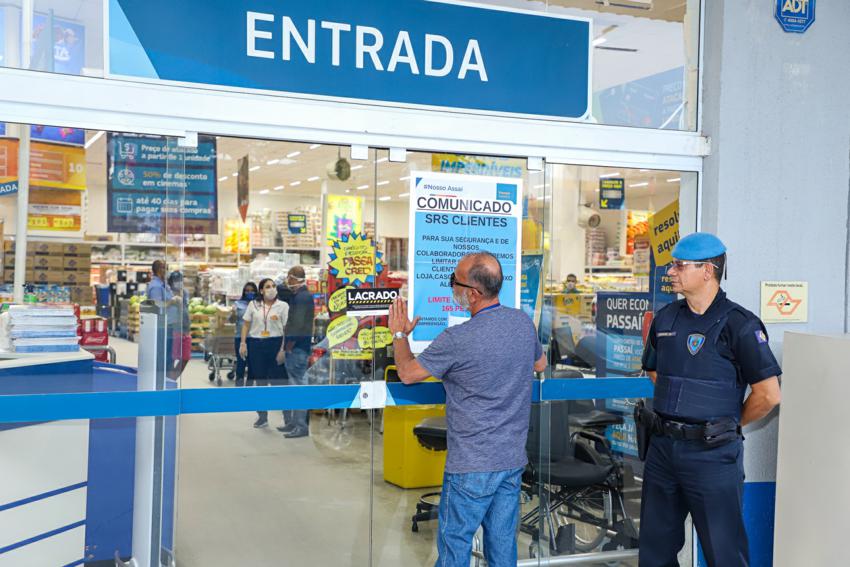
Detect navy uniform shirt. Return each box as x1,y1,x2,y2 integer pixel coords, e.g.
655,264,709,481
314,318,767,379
642,289,781,386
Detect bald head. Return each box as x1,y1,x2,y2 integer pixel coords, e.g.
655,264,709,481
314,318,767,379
462,252,503,299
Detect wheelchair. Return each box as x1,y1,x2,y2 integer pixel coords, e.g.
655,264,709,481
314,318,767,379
521,393,639,557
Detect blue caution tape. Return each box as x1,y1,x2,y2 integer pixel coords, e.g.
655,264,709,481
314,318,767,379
0,378,653,424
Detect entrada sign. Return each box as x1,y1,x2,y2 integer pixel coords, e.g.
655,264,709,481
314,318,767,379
109,0,591,119
775,0,815,33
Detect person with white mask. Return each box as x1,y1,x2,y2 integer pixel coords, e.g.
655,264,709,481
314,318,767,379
240,277,289,429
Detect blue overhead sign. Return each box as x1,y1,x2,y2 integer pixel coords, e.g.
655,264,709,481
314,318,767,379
775,0,815,33
108,0,591,120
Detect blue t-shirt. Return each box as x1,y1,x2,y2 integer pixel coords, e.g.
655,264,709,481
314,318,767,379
417,305,543,474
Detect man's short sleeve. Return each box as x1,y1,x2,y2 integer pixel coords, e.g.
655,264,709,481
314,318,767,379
735,318,782,385
416,329,457,380
641,319,658,372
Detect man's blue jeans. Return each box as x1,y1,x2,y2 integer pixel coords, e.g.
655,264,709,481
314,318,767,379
282,347,310,430
436,467,523,567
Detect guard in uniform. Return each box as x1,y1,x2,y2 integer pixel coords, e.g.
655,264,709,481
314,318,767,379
637,233,782,567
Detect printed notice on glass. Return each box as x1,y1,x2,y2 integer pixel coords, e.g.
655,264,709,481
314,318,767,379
407,171,522,352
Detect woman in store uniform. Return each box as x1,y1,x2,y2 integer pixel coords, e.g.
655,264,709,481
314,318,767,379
239,278,289,428
230,281,258,385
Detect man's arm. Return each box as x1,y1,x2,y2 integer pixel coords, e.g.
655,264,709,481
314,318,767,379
741,376,781,426
393,335,431,384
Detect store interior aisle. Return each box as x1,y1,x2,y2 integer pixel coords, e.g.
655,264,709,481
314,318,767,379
110,338,437,566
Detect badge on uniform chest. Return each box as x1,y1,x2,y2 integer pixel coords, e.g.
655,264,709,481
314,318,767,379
687,333,706,355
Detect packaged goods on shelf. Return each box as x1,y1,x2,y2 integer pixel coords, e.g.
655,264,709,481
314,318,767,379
0,304,80,353
585,228,607,265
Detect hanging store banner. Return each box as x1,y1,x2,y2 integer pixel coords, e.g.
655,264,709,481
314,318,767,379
31,12,86,75
237,155,249,222
108,0,591,120
325,194,363,244
649,199,680,267
0,140,86,196
107,133,218,234
599,178,624,210
407,171,522,352
28,189,83,232
0,139,18,196
432,153,524,178
288,213,307,234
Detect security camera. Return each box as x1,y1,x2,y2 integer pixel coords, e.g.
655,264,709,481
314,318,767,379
327,158,351,181
577,205,601,229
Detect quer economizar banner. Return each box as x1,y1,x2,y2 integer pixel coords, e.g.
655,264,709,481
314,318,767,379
408,171,522,352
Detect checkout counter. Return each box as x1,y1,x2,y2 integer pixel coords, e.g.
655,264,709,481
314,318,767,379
0,303,175,567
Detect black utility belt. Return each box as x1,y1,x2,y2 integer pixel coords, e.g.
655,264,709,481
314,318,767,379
656,416,742,446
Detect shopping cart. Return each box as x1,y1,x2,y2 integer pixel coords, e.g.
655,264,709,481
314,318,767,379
204,329,237,386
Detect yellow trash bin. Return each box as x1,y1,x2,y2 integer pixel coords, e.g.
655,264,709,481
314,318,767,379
383,405,446,489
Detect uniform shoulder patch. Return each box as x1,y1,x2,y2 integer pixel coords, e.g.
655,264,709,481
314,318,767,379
755,330,768,344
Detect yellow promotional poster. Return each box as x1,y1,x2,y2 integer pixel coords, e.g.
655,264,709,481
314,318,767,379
358,326,393,349
328,233,384,287
325,194,362,243
326,316,358,348
431,153,524,178
222,219,252,254
331,348,373,361
328,286,353,313
28,189,82,232
30,142,87,190
0,139,19,195
554,294,583,316
649,200,680,266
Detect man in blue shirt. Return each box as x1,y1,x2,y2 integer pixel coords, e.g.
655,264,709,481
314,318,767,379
390,252,546,567
147,260,172,303
639,233,782,567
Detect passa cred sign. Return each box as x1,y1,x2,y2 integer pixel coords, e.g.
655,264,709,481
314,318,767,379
109,0,591,119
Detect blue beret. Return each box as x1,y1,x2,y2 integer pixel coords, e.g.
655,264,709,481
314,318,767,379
672,232,726,261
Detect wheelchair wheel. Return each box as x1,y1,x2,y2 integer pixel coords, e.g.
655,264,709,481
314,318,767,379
559,487,610,552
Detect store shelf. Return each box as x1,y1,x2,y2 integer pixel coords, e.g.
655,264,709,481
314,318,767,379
585,266,633,273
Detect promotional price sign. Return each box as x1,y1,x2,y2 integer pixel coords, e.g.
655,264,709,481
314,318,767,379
407,171,522,352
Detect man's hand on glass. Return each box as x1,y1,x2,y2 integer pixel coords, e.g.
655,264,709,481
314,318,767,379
388,298,420,336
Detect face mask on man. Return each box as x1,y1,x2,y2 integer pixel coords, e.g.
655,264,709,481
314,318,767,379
287,278,305,290
452,288,471,312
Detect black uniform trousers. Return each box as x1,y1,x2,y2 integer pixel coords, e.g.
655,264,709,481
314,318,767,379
639,435,748,567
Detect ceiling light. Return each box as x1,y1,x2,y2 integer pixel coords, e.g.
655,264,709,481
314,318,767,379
286,151,301,158
639,169,650,172
345,189,351,193
399,175,411,181
376,157,388,163
357,184,369,190
290,181,301,186
667,177,681,183
231,172,238,177
398,192,410,198
273,185,284,190
592,37,607,47
379,196,391,201
266,159,279,165
259,189,270,194
629,182,649,188
351,165,364,171
218,176,229,182
599,172,621,178
249,165,261,172
534,184,545,189
307,176,320,182
377,180,390,186
309,144,321,150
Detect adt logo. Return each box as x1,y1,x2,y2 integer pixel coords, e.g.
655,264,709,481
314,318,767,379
775,0,816,33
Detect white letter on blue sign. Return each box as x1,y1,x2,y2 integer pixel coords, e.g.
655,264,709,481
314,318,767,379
282,17,315,63
246,12,275,59
356,26,385,71
321,21,352,67
458,39,488,82
425,34,453,77
387,31,419,74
